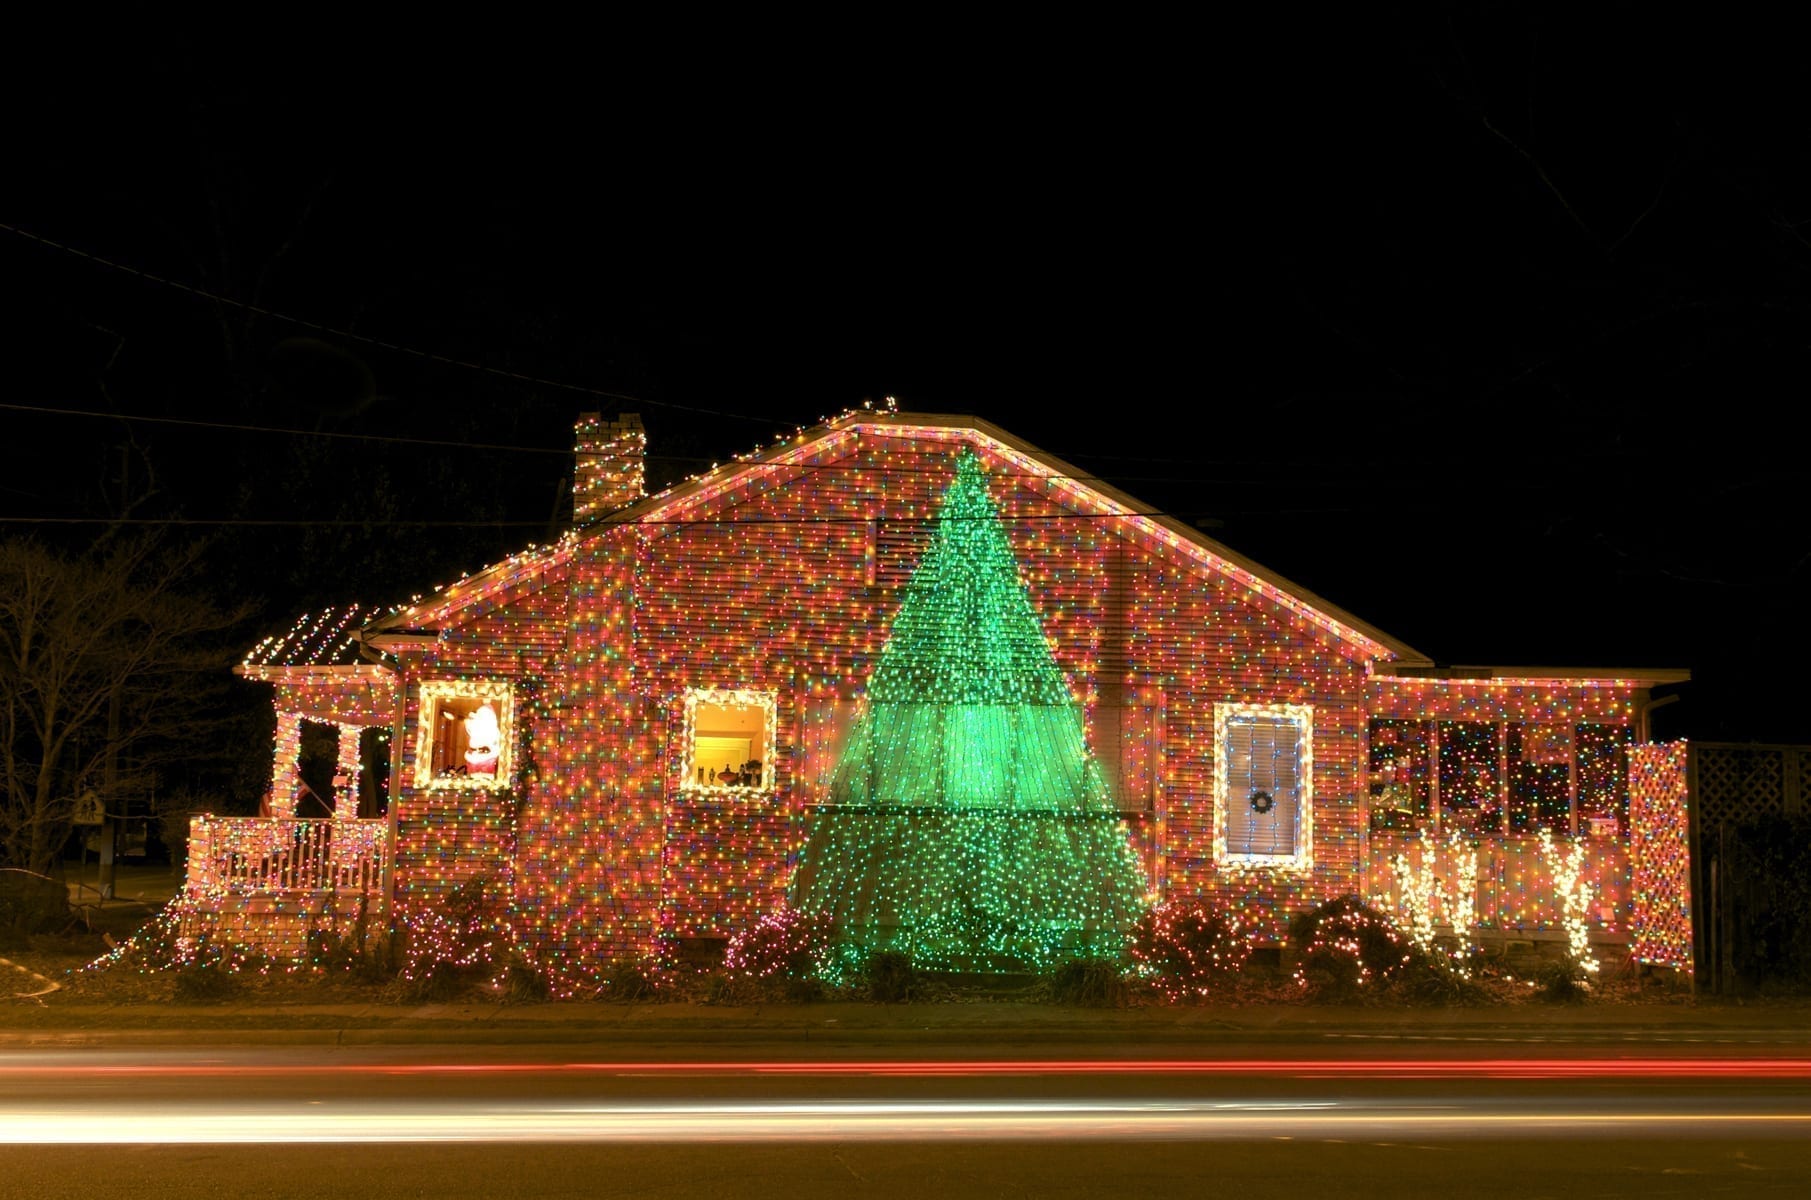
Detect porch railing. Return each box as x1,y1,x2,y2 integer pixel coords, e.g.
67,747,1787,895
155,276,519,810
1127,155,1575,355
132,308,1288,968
185,816,387,898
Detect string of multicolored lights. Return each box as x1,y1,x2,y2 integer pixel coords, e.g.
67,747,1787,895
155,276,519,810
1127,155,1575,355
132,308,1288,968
169,402,1689,992
1628,741,1692,971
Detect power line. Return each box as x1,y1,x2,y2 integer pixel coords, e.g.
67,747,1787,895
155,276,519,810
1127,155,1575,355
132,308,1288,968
0,517,556,527
0,399,1241,481
2,509,1325,529
0,221,788,424
1,401,574,456
1,400,1496,487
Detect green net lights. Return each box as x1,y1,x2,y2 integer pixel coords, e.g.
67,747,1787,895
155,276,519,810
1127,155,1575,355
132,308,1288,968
792,449,1147,973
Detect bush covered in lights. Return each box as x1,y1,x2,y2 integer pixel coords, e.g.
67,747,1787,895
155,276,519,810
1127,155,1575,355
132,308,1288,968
1130,901,1254,1002
725,904,834,982
1286,894,1506,1005
1288,894,1416,998
600,958,662,1001
88,901,272,980
395,876,509,1001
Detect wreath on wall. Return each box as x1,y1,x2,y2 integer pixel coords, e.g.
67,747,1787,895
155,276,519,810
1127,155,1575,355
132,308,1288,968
1249,790,1276,815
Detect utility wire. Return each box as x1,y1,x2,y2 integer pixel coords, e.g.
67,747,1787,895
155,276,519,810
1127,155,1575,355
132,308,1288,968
3,401,1601,490
0,221,788,424
0,517,556,527
1,401,574,456
0,508,1361,528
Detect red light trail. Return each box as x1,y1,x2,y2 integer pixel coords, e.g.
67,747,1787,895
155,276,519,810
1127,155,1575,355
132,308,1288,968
5,1056,1810,1080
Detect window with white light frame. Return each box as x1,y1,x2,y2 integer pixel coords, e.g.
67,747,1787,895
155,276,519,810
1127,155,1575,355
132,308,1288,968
1214,702,1313,870
679,688,777,792
415,680,515,790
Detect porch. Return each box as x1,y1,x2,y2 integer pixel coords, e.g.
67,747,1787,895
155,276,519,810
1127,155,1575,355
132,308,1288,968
180,815,389,959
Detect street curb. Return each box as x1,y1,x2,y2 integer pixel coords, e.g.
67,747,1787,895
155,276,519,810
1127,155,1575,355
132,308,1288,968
7,1001,1811,1049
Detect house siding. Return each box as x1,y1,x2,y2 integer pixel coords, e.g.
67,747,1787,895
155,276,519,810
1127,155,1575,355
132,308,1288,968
378,422,1652,974
620,433,1369,949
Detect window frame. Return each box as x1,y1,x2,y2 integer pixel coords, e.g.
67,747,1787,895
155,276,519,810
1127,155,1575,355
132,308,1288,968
414,679,516,791
677,687,779,795
1213,701,1314,872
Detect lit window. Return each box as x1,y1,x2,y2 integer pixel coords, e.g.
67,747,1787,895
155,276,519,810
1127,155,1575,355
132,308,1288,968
415,681,515,790
680,689,777,792
1214,702,1313,870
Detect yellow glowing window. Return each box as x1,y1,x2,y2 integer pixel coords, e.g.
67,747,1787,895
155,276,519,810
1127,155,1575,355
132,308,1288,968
681,689,776,791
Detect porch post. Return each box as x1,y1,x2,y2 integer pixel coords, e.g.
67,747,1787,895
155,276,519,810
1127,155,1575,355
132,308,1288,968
1567,728,1579,836
269,711,302,818
334,723,363,817
1496,722,1510,830
1428,720,1442,834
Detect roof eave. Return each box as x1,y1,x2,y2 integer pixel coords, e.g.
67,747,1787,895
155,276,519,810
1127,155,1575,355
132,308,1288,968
234,663,396,682
1372,664,1691,687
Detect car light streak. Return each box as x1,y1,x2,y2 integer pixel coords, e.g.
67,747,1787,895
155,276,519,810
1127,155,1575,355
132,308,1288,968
5,1099,1811,1144
4,1057,1811,1080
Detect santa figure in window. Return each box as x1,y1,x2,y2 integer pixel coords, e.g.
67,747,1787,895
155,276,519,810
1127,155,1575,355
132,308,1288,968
463,702,502,776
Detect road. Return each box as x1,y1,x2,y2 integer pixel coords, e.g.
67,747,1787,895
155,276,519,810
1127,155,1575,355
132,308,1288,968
4,1040,1810,1196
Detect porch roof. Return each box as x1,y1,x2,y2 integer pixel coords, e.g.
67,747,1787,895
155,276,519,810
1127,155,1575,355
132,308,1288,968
237,606,402,726
241,603,396,670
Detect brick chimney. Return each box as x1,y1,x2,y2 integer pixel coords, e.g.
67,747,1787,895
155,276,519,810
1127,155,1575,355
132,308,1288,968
573,412,646,524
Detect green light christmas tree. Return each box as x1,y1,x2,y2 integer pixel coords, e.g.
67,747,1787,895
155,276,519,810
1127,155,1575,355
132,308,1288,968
791,449,1147,972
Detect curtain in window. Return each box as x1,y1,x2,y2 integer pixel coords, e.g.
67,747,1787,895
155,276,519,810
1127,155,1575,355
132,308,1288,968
1222,712,1302,857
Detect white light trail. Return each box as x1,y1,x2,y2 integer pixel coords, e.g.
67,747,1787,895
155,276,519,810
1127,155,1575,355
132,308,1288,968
6,1100,1810,1144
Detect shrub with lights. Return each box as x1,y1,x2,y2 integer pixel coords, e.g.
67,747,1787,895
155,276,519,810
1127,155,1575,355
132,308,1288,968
292,891,391,982
1536,828,1601,982
1130,901,1255,1002
598,958,664,1001
395,875,509,1001
724,904,835,982
1382,833,1483,984
1288,894,1416,998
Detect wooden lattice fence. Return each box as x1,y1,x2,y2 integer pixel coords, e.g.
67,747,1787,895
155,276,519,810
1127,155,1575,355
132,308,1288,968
1691,742,1811,994
1692,743,1806,824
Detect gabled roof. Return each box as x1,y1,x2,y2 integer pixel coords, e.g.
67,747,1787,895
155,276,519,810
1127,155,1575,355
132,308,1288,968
364,407,1431,665
363,538,576,636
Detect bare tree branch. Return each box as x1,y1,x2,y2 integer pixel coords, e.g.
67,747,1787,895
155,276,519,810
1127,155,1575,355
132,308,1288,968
0,538,245,872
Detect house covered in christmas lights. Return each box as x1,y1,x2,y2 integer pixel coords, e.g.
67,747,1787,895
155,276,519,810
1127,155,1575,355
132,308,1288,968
194,405,1695,989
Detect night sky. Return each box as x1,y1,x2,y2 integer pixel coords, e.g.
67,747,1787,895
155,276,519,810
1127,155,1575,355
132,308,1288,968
6,14,1807,744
